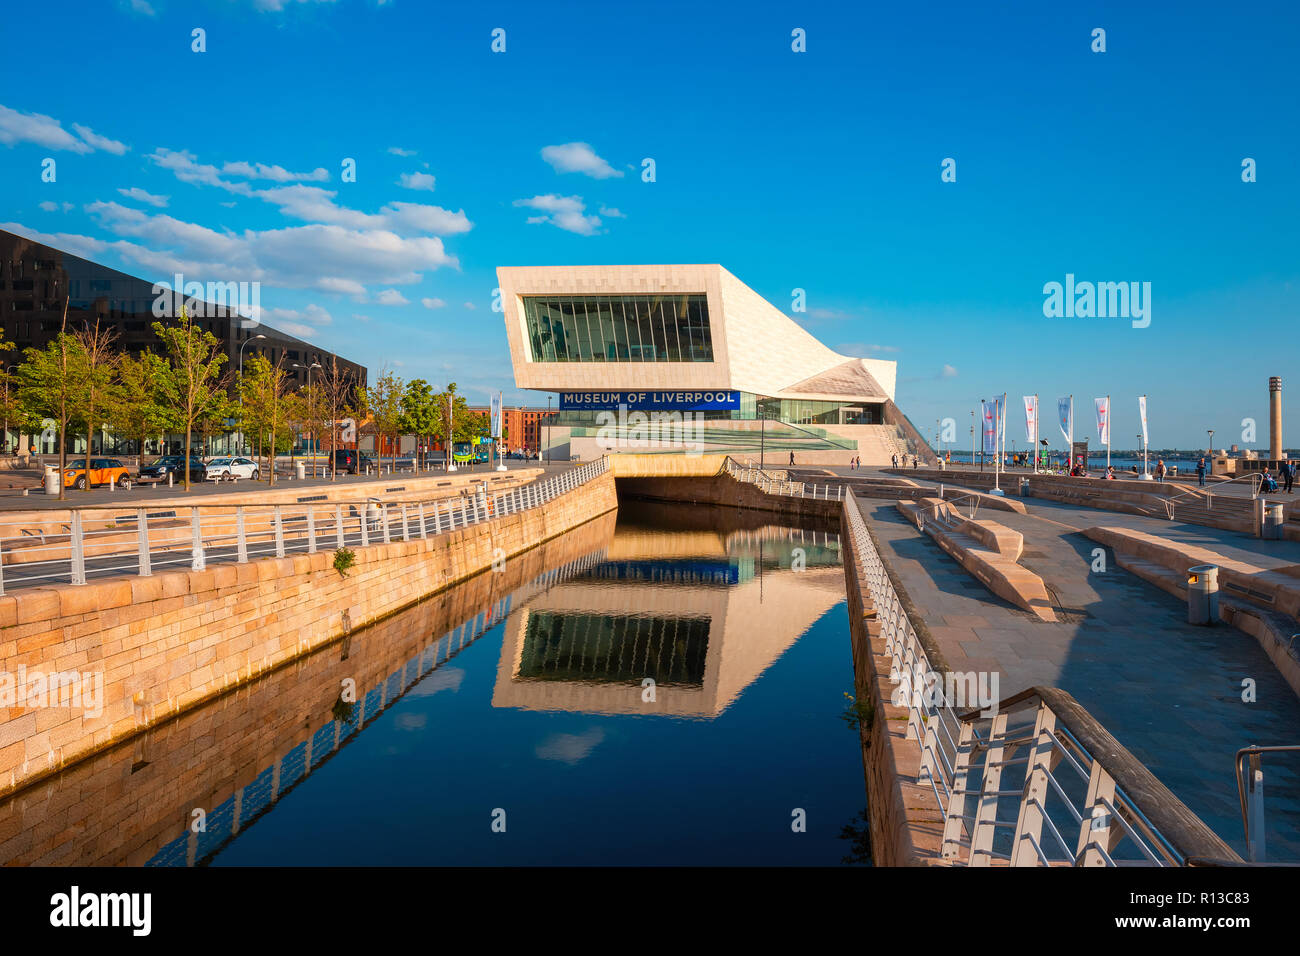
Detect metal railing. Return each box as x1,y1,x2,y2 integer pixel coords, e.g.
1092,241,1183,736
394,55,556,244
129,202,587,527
1161,471,1263,520
840,486,1240,867
944,687,1243,866
841,487,966,818
0,458,609,594
724,456,845,501
1236,744,1300,863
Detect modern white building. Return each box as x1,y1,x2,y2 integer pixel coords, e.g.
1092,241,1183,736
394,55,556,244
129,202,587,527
497,264,933,464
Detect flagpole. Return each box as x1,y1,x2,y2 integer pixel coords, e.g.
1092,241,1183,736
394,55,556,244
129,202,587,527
1106,394,1111,473
1033,394,1039,474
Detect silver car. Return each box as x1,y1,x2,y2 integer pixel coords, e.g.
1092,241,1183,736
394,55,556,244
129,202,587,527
205,456,260,481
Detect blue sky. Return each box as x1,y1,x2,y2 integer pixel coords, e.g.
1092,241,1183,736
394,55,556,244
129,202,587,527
2,0,1297,448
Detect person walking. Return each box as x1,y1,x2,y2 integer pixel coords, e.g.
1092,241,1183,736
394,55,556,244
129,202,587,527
1196,457,1206,487
1155,458,1166,482
789,451,795,467
1283,459,1295,494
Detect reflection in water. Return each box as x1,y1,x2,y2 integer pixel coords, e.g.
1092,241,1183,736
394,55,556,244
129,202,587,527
0,501,864,866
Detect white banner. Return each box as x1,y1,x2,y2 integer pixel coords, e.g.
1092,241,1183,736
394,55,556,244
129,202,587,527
981,401,997,455
1138,395,1148,446
490,392,502,439
1024,395,1038,445
1095,396,1111,446
1058,396,1073,446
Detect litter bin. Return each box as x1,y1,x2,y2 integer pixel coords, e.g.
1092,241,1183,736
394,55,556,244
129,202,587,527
44,465,60,496
295,460,306,481
1187,564,1219,625
1263,502,1285,541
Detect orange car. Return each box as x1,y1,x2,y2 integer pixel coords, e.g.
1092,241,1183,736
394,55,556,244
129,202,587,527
63,458,133,490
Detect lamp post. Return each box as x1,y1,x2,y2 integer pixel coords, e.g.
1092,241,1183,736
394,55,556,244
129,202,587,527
238,333,266,455
544,395,552,466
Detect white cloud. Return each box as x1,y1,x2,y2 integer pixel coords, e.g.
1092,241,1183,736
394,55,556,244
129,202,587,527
463,301,477,310
541,142,622,179
376,289,409,305
420,297,446,309
38,201,57,212
598,205,625,218
254,185,471,235
14,202,458,298
221,160,328,183
388,146,416,157
0,105,126,154
513,194,601,235
130,0,156,15
118,186,169,208
71,124,128,155
398,171,436,191
941,364,958,378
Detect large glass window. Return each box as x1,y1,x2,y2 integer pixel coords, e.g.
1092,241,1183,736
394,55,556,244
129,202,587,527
522,294,712,362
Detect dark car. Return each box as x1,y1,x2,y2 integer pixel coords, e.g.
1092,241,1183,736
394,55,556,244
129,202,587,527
138,455,207,484
332,449,360,474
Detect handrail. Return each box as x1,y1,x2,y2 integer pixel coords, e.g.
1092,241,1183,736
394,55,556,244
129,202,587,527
1235,744,1300,863
0,457,610,595
953,686,1242,866
1160,470,1263,520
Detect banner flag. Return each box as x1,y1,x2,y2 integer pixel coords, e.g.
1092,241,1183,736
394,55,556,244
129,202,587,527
1024,395,1038,444
1138,395,1148,445
1095,396,1111,446
981,401,996,454
490,392,502,439
1058,396,1073,446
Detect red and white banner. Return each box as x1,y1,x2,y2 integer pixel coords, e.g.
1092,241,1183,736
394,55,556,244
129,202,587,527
1094,397,1111,446
1138,395,1148,446
1023,395,1038,444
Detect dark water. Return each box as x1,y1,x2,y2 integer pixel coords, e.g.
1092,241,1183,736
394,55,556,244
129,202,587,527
93,502,864,867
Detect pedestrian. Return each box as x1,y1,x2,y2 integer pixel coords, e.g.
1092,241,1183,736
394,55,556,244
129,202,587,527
789,451,795,467
1197,457,1206,487
1155,459,1165,482
1284,459,1295,494
912,456,918,469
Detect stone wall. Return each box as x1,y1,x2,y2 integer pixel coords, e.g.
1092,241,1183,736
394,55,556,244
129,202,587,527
0,512,617,865
0,470,618,798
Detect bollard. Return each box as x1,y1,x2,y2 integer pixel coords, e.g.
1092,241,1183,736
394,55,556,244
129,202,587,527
1263,502,1285,541
1187,564,1219,625
168,471,173,488
44,466,59,496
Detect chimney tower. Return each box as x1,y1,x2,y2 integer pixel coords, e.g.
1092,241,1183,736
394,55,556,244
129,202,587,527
1269,376,1283,463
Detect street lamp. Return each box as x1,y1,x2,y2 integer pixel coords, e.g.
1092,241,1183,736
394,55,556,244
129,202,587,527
1208,430,1215,456
293,362,322,476
237,333,266,456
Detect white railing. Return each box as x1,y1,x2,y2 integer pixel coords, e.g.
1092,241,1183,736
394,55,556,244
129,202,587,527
840,486,1239,867
724,456,845,501
0,458,609,594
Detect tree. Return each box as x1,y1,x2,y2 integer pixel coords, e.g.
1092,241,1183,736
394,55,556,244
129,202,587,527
0,326,26,454
398,379,440,471
239,353,292,484
152,308,229,490
111,351,178,458
72,317,121,489
317,356,356,481
15,298,86,499
288,381,330,478
359,369,404,473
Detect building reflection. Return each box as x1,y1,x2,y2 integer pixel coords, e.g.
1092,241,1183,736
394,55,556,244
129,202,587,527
492,505,843,718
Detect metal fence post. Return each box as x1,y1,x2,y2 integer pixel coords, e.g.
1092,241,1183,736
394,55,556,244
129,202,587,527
417,501,427,539
236,507,248,563
190,509,205,572
335,504,344,549
137,508,151,576
306,507,317,554
69,510,87,585
274,506,285,558
382,503,391,543
360,506,370,548
401,503,410,541
0,538,4,595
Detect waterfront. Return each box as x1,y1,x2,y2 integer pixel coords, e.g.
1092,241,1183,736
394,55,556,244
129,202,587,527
0,502,865,867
